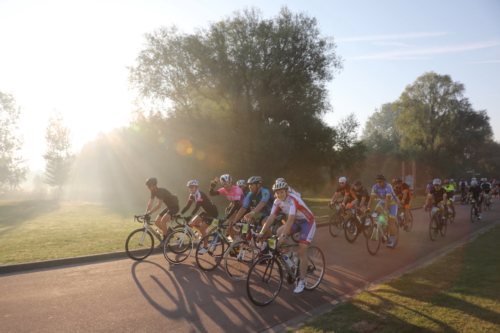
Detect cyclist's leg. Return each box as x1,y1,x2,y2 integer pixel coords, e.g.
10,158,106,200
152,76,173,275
388,203,398,236
404,198,411,224
261,216,273,237
295,219,316,280
227,209,241,241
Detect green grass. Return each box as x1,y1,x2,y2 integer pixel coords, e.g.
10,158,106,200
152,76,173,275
295,224,500,333
0,200,143,265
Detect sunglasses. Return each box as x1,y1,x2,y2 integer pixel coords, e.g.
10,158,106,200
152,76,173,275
376,180,384,183
222,182,232,185
339,182,345,185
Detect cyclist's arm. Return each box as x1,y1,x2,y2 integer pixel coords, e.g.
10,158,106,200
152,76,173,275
330,192,340,204
385,194,391,211
261,213,276,235
180,197,194,215
209,183,220,196
247,200,267,216
359,195,368,207
147,200,163,215
426,193,432,206
225,200,240,217
367,193,376,209
281,214,296,238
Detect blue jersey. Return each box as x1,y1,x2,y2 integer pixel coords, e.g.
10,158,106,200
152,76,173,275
371,182,398,205
242,188,273,217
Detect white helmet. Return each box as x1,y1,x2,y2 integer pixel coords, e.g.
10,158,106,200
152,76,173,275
471,180,478,186
272,181,288,191
481,178,487,182
472,178,477,181
187,180,199,186
236,180,246,186
339,177,347,183
275,178,285,183
433,179,441,185
220,174,232,183
450,179,454,182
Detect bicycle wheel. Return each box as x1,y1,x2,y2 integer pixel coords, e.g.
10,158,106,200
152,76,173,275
362,215,374,238
429,216,439,241
125,229,154,261
224,240,257,281
304,246,325,290
329,214,342,237
404,211,413,232
246,255,283,306
164,230,193,264
440,217,447,237
470,207,476,223
366,225,381,255
196,233,227,271
344,218,359,243
448,210,454,224
393,219,399,247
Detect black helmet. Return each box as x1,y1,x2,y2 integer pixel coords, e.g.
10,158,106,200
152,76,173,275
375,174,386,181
146,178,157,186
353,180,362,186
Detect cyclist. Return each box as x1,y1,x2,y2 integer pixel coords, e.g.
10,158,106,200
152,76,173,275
480,178,492,208
425,179,448,224
425,180,434,195
259,181,316,293
345,179,370,233
443,179,456,217
228,176,274,236
328,177,355,212
459,179,468,195
394,178,412,227
366,174,399,248
180,180,219,254
275,178,301,197
209,174,244,242
237,180,249,196
144,178,180,248
450,179,457,190
468,180,483,220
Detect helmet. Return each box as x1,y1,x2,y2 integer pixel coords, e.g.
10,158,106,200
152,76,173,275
145,178,157,186
236,180,246,186
339,177,347,183
450,179,454,182
353,180,362,186
472,178,477,181
444,179,450,184
433,179,441,185
395,178,402,184
428,180,433,184
471,180,478,186
275,178,285,183
375,174,386,181
481,178,487,182
272,181,288,191
220,174,232,183
247,176,262,184
187,180,199,186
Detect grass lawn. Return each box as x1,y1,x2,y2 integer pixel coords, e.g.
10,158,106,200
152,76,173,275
295,224,500,333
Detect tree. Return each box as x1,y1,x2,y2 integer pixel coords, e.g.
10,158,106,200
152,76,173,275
128,7,344,189
362,103,402,156
0,91,28,192
43,110,75,194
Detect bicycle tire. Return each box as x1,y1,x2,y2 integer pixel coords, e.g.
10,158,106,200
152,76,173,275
362,215,374,238
246,255,283,306
440,217,447,237
344,218,359,243
163,230,194,264
448,210,454,224
404,211,413,232
429,215,439,241
471,206,476,223
125,229,154,261
366,225,381,255
304,246,325,290
329,214,342,237
224,240,257,281
196,233,227,271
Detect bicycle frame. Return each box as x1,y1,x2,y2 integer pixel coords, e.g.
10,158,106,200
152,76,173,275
133,215,162,246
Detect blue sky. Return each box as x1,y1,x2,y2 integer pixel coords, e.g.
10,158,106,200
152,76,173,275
0,0,499,170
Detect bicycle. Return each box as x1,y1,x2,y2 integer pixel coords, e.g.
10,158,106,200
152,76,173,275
397,208,413,232
269,214,300,243
428,206,447,241
195,217,233,271
470,199,480,223
163,216,203,264
460,191,468,205
444,203,454,224
328,203,346,237
246,236,325,306
366,210,399,255
125,215,184,261
224,222,261,281
344,207,373,243
484,195,491,211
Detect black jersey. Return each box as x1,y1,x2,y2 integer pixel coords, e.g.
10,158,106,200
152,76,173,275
181,189,218,217
469,186,483,199
150,188,179,207
429,188,447,204
350,186,369,203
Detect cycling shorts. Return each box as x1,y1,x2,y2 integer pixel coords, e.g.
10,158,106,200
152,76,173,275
197,207,219,224
159,204,179,217
289,218,316,245
377,201,398,218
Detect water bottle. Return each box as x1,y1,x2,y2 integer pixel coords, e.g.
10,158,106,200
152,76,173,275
292,253,299,267
283,254,293,267
378,214,387,226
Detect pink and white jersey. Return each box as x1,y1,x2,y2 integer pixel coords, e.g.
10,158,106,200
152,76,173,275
271,193,315,223
218,186,244,203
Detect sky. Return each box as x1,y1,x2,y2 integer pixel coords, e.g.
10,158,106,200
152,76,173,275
1,0,499,171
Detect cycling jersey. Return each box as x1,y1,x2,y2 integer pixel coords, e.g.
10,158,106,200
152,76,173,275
150,188,179,207
336,184,355,203
349,186,369,205
371,182,398,205
481,182,492,194
428,188,447,205
443,185,455,197
459,181,468,191
469,186,483,201
242,187,273,217
209,185,245,202
181,190,218,217
288,187,301,198
426,184,434,192
271,193,315,223
394,183,412,201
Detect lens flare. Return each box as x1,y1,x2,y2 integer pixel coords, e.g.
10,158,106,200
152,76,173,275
176,139,193,155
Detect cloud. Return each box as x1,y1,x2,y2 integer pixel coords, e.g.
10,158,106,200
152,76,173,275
468,60,500,63
337,32,449,42
372,41,414,47
352,40,500,60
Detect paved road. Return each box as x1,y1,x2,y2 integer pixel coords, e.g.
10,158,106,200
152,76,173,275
1,201,498,333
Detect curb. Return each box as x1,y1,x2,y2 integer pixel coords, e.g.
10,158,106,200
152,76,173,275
261,219,500,333
0,207,424,275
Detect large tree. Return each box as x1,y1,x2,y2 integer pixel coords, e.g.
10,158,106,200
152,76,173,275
129,7,344,189
0,91,28,192
43,110,75,194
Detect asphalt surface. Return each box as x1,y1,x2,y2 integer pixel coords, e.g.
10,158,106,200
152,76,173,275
0,201,498,333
